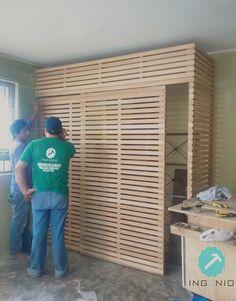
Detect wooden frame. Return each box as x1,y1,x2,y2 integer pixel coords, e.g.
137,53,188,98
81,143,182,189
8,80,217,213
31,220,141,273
36,43,214,275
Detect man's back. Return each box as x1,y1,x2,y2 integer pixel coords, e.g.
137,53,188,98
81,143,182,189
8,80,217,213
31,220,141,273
20,137,75,194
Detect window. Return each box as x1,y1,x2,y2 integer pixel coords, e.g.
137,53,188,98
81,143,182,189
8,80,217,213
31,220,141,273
0,79,17,173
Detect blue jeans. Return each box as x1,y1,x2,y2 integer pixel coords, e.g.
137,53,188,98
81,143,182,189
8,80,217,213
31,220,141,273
28,191,68,277
9,191,32,256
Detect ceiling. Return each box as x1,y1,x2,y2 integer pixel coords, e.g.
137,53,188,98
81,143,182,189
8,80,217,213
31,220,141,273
0,0,236,67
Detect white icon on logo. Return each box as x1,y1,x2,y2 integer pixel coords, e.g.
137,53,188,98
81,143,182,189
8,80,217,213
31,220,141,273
204,253,222,270
46,148,56,159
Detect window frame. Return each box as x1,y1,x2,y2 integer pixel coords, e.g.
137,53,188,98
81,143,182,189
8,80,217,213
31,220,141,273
0,78,18,174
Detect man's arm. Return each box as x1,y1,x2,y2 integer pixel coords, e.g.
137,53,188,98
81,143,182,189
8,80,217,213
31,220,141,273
26,99,39,131
15,161,35,200
59,128,68,140
30,98,39,123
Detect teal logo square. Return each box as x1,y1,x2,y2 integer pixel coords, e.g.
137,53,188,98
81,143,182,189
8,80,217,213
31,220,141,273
198,246,225,277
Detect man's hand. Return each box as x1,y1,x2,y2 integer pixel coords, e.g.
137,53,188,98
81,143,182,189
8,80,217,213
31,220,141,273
30,97,39,123
59,128,68,140
33,99,39,114
23,188,36,201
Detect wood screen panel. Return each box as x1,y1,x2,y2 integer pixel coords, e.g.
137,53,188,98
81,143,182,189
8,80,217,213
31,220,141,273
118,87,166,274
188,48,214,197
80,87,166,274
36,43,214,274
36,43,195,97
39,86,166,274
39,95,81,249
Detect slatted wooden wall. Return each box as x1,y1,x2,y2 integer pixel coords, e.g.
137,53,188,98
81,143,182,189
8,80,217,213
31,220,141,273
188,48,214,198
36,44,195,97
39,87,166,274
38,95,81,248
36,43,214,274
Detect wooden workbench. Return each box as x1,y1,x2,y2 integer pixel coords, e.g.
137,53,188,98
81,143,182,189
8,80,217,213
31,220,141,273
169,200,236,301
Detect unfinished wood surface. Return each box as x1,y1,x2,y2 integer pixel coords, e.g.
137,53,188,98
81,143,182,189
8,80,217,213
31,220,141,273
36,43,213,201
187,48,214,198
39,95,81,250
169,202,236,230
36,43,214,275
39,87,166,274
36,43,195,97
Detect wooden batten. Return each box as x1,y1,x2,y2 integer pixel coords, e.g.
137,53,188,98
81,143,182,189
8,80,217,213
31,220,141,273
36,43,213,275
36,43,195,97
187,48,214,198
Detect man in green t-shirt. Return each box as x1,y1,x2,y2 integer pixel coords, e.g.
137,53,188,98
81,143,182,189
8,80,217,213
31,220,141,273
15,116,75,279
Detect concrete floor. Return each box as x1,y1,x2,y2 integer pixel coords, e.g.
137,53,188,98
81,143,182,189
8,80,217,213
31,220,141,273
0,251,191,301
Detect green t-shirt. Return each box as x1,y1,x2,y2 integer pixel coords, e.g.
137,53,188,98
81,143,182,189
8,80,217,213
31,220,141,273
20,137,75,195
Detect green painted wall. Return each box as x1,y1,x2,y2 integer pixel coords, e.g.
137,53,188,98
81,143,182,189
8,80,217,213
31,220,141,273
211,51,236,195
0,55,36,254
0,55,36,118
0,175,11,254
